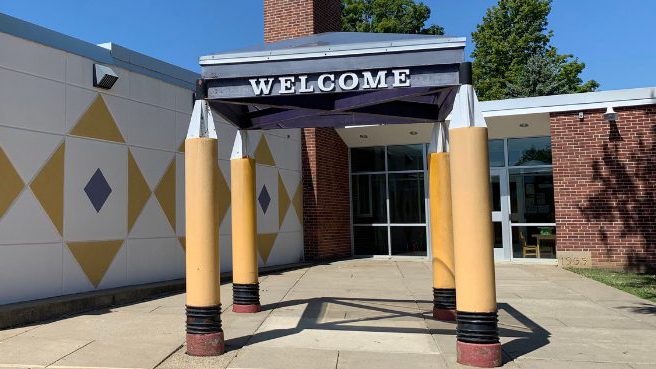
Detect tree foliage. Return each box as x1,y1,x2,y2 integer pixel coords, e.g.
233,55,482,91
341,0,444,35
472,0,598,100
507,52,569,97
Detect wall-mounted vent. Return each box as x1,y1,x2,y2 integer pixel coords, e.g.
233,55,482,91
93,64,119,89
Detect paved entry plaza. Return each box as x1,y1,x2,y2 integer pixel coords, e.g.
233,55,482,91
0,260,655,369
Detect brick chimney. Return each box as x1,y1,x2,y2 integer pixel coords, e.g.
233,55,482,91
263,0,351,262
264,0,341,43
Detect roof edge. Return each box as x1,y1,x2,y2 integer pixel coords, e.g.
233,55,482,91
0,12,198,89
480,87,656,117
200,32,466,66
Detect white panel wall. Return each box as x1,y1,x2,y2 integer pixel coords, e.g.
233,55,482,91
206,113,304,272
0,31,303,305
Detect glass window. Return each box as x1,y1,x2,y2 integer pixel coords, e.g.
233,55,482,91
490,175,501,212
351,174,387,224
351,145,429,256
390,226,427,256
509,168,555,223
354,226,389,255
512,225,556,259
388,172,425,223
488,139,505,167
387,144,423,171
493,222,503,249
507,137,552,166
351,147,385,172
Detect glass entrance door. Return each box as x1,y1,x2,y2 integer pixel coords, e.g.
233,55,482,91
351,145,428,257
490,168,511,260
509,167,557,260
488,136,556,261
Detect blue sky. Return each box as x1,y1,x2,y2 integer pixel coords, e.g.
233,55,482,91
1,0,654,90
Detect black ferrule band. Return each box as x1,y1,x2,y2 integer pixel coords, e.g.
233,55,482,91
456,311,499,344
186,305,222,334
233,283,260,305
433,288,456,310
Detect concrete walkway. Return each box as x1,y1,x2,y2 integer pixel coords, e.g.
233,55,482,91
0,260,655,369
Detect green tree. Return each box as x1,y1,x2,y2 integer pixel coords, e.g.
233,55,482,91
472,0,598,101
341,0,444,35
507,53,569,97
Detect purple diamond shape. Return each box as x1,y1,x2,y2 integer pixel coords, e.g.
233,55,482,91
84,168,112,212
258,185,271,214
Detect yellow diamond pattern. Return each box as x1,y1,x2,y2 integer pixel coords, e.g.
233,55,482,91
127,150,151,233
70,95,125,143
154,159,176,231
30,142,65,235
292,180,303,223
278,173,290,228
257,233,278,264
254,136,276,166
216,165,230,227
0,147,24,219
67,240,123,288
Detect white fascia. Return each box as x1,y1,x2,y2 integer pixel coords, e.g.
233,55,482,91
479,87,656,118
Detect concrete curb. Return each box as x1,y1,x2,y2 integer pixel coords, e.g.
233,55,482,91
0,262,311,329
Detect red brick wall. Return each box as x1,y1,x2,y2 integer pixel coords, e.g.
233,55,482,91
312,0,342,35
264,0,341,43
264,0,351,261
551,105,656,271
301,128,351,260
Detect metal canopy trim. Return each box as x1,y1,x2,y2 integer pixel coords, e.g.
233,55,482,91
200,32,467,130
200,32,466,65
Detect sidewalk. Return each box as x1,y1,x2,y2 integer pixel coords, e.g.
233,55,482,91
0,260,655,369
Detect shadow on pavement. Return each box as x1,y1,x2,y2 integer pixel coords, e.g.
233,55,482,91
225,297,551,362
498,302,550,362
615,302,656,315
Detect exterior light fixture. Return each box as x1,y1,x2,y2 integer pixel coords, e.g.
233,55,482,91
359,134,368,139
409,131,418,135
93,64,119,89
603,106,618,122
519,123,529,128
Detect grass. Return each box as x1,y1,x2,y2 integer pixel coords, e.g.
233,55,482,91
567,268,656,303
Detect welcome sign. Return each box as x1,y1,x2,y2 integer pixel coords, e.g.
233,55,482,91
201,33,465,128
247,69,412,96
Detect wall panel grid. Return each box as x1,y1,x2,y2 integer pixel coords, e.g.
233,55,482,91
0,34,303,305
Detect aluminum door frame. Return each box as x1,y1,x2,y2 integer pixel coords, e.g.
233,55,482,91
490,167,511,260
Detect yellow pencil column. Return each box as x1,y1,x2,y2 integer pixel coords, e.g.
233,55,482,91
185,100,224,356
450,63,501,368
428,122,457,321
230,131,261,313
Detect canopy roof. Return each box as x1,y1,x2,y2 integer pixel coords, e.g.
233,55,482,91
199,32,468,130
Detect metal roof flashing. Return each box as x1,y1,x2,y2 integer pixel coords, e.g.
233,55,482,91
480,87,656,117
200,32,466,65
0,12,198,89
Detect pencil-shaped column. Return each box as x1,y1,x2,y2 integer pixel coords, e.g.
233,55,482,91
450,63,501,368
230,131,261,313
185,99,224,356
428,122,457,322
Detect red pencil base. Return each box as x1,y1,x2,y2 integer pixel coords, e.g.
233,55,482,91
456,341,502,368
232,304,262,313
186,332,225,356
433,308,456,321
